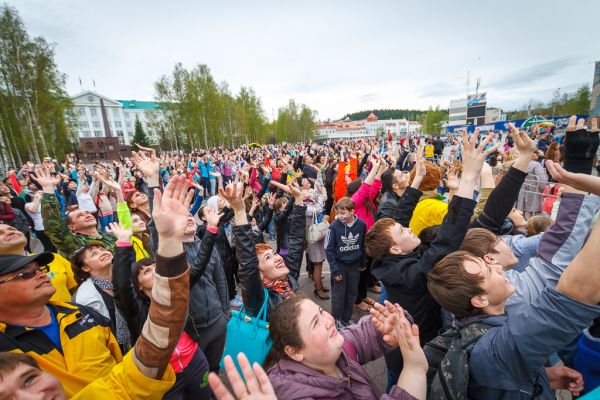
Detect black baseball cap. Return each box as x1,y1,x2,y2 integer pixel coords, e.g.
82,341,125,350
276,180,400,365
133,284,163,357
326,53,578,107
0,253,54,276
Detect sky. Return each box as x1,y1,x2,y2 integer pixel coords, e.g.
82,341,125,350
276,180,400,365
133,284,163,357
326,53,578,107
8,0,600,120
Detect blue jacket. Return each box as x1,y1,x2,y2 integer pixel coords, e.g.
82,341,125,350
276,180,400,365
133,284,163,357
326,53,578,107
325,217,367,276
574,327,600,396
505,193,600,316
465,288,600,399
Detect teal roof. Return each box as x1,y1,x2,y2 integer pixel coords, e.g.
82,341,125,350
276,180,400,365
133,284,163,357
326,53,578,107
118,100,161,110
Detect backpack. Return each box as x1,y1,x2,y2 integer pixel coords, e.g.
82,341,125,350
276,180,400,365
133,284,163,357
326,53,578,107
423,322,490,400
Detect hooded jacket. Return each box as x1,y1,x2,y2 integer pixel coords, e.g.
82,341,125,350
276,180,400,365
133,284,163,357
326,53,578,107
372,195,476,374
267,316,416,400
376,187,422,224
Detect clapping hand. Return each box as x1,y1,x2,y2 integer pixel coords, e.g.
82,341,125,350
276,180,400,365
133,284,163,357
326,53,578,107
209,353,277,400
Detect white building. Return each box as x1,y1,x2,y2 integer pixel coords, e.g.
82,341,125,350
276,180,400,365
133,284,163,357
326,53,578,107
448,98,467,127
71,91,164,145
316,113,420,140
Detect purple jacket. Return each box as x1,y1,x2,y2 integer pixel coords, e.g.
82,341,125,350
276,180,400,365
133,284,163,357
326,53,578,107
267,316,417,400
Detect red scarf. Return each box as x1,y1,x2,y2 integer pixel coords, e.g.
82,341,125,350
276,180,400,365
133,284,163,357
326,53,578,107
262,279,294,299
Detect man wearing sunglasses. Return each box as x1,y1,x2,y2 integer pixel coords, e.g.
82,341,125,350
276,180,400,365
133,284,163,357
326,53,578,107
0,224,77,303
0,252,122,397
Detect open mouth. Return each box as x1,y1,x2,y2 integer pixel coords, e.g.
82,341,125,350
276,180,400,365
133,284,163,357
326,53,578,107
36,279,52,289
100,253,111,261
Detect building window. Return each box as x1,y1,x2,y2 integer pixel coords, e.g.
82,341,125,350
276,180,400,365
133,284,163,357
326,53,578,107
115,121,122,128
116,130,124,137
127,131,133,137
80,121,89,128
82,131,91,138
92,121,100,128
126,121,132,128
78,109,85,117
118,137,125,144
112,109,119,117
125,112,130,119
94,131,103,137
90,107,97,117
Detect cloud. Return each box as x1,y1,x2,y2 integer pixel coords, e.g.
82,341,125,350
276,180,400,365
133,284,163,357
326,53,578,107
488,59,577,90
420,82,462,98
359,92,380,102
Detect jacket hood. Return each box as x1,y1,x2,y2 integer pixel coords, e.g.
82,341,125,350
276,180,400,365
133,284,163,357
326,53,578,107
456,313,506,330
268,356,362,400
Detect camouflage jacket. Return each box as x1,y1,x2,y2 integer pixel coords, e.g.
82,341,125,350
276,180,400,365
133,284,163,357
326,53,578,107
41,193,116,259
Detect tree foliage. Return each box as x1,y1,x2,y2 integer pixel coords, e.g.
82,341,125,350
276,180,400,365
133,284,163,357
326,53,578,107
131,116,150,148
153,63,278,150
275,99,317,143
506,85,591,120
0,4,76,169
343,109,427,121
419,106,448,134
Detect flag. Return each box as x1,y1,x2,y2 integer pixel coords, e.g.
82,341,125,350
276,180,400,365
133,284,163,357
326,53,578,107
93,80,96,89
79,77,82,87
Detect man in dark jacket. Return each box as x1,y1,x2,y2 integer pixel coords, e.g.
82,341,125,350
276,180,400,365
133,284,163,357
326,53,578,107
366,131,495,389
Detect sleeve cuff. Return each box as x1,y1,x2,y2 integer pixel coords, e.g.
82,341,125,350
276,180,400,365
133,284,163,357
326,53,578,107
206,226,218,234
155,251,187,277
116,241,132,247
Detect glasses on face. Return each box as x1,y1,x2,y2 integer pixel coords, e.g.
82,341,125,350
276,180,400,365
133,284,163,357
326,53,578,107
0,265,50,285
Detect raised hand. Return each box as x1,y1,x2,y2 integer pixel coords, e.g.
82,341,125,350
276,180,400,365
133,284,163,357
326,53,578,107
152,175,194,246
204,206,224,229
370,301,402,347
31,167,60,194
267,192,276,209
131,149,160,180
444,166,460,192
507,123,535,155
208,353,277,400
219,183,245,213
411,144,426,189
105,221,132,243
460,130,499,180
563,115,600,174
546,160,600,196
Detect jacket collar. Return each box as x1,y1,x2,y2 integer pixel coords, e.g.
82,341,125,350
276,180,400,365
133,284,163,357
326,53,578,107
456,313,507,330
0,302,81,336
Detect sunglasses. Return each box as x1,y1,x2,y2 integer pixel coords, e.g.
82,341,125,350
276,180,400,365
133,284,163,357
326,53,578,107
0,264,50,285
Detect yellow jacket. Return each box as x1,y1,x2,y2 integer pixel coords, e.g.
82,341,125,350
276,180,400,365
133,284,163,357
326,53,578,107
74,351,175,399
47,252,78,302
0,302,122,397
409,195,448,236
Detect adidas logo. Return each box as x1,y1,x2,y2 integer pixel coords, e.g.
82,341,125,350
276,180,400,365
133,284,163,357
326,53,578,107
339,232,360,251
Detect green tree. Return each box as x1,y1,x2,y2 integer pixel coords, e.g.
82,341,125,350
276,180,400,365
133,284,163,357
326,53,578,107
0,4,75,168
419,106,447,134
276,99,317,142
131,117,150,148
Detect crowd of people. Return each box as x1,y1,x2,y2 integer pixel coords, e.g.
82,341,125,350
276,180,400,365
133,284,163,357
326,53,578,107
0,114,599,399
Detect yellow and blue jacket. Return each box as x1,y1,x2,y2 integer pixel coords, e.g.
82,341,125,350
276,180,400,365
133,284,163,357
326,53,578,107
0,301,122,397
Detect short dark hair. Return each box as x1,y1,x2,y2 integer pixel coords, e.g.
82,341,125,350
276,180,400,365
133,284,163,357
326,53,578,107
460,228,499,258
427,251,486,319
70,242,107,284
131,258,156,297
334,197,355,211
0,352,39,381
365,218,396,260
381,167,397,193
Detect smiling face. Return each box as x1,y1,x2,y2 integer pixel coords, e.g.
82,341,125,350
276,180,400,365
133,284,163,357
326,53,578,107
0,362,66,400
389,223,421,254
66,209,97,231
286,299,344,367
0,225,27,252
131,214,147,233
81,246,113,276
257,247,289,281
0,262,56,309
463,257,515,311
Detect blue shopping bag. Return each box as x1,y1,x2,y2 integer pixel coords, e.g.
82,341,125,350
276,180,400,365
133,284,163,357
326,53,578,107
220,288,272,371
